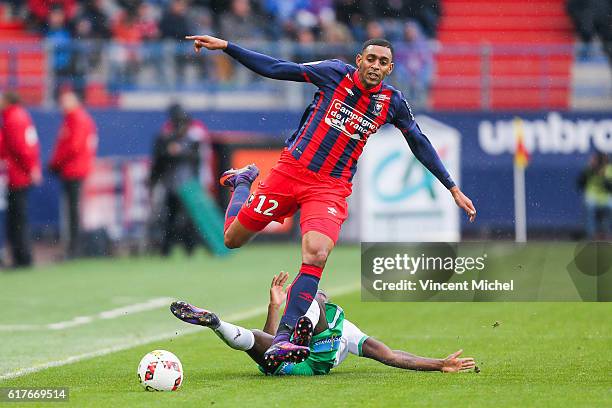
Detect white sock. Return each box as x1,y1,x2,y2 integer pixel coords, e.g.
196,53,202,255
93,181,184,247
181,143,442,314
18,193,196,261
304,300,321,325
213,321,255,351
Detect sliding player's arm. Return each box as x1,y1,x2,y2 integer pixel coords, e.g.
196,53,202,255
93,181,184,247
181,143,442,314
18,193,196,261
361,337,476,373
392,93,476,222
186,35,309,82
262,271,289,335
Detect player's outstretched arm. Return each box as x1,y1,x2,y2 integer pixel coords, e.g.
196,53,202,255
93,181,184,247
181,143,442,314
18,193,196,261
449,186,476,222
405,128,476,222
186,35,307,82
262,271,289,335
361,337,475,372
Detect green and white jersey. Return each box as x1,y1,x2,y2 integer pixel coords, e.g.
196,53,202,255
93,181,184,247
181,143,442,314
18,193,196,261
305,302,345,373
269,302,369,376
333,319,369,368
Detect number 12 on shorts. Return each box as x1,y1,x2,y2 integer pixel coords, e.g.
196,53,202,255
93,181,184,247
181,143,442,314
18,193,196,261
253,195,278,216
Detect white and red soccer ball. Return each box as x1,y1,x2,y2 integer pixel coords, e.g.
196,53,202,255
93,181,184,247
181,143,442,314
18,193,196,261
137,350,183,391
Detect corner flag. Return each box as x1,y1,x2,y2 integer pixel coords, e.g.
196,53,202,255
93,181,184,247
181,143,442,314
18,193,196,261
513,117,529,242
514,118,530,168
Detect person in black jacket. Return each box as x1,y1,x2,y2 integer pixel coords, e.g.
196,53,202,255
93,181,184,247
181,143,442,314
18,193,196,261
150,104,200,256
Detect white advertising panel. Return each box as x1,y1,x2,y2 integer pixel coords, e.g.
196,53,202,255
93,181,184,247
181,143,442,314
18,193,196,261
359,115,461,242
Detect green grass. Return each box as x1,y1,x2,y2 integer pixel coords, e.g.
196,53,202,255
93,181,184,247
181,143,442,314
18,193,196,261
1,245,611,407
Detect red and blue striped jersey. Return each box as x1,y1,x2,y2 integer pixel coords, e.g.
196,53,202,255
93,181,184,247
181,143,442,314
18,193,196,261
224,43,455,189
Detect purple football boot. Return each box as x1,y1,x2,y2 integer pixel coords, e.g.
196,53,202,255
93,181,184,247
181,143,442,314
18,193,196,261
292,316,314,347
262,341,310,372
219,164,259,190
170,301,220,328
262,316,313,372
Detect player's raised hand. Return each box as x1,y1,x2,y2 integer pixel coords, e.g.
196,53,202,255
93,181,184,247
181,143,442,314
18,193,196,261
269,271,289,307
450,186,476,222
441,349,476,373
185,35,228,52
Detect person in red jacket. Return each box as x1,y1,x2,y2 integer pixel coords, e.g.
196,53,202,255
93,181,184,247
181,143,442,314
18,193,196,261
0,92,42,267
49,90,97,258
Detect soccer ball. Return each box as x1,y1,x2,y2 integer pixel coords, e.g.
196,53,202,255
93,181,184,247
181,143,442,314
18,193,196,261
137,350,183,391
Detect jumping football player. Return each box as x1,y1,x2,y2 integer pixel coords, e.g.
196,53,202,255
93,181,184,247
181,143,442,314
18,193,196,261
185,35,477,369
170,272,476,375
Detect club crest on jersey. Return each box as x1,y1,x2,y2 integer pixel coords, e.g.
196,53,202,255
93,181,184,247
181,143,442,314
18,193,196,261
374,102,383,115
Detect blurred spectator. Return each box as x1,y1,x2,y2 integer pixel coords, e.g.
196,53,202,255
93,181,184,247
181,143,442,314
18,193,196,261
117,0,143,14
577,152,612,239
394,20,434,105
149,104,204,256
159,0,193,39
45,5,76,99
2,0,26,19
262,0,309,24
111,2,159,87
219,0,266,42
261,0,311,39
199,0,228,17
27,0,77,30
566,0,612,65
8,0,444,98
0,92,41,268
217,0,267,82
49,91,97,258
112,2,158,43
566,0,608,47
402,0,441,39
334,0,370,28
296,26,316,45
320,12,353,44
159,0,198,84
308,0,333,15
373,0,403,19
75,0,112,39
293,27,320,63
71,1,112,90
365,20,385,40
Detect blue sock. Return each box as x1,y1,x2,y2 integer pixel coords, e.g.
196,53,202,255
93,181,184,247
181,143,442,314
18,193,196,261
273,265,322,343
224,182,250,231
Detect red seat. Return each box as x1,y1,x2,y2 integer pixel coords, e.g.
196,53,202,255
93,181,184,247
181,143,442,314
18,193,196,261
432,0,574,110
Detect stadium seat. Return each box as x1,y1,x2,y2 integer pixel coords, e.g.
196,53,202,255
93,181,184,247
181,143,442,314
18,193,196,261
0,16,46,105
433,0,574,110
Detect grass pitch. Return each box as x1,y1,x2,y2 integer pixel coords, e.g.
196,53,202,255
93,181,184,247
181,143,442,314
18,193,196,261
1,244,610,407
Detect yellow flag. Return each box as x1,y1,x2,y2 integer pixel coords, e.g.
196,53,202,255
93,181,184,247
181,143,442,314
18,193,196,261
514,117,530,168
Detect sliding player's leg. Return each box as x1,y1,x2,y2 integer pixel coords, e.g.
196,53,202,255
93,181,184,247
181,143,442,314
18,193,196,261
169,301,319,372
170,301,270,365
170,301,254,348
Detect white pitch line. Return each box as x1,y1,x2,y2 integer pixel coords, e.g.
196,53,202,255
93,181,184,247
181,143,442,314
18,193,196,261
0,307,266,381
0,282,360,381
0,297,174,332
